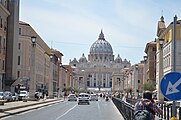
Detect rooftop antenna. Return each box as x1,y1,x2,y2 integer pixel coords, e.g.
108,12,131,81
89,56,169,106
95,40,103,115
51,40,53,48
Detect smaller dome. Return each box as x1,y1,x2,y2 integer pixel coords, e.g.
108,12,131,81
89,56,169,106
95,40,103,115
115,54,122,63
69,58,79,66
79,53,87,63
70,58,78,63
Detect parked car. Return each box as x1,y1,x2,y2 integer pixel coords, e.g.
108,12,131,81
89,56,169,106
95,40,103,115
78,93,90,105
3,91,13,102
19,91,29,100
68,94,77,101
12,92,19,101
0,92,4,100
90,94,98,101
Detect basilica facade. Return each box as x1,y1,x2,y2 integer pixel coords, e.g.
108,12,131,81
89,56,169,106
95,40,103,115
69,30,131,91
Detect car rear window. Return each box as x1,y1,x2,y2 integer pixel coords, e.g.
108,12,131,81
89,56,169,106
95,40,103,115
79,94,89,97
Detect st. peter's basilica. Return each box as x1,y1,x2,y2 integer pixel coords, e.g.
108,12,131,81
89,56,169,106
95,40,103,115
69,30,131,91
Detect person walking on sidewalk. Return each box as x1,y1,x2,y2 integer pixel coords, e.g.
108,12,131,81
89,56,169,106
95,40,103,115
134,90,163,120
43,90,46,101
35,91,40,100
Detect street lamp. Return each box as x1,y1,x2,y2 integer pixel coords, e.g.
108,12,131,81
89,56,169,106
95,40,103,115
31,36,36,47
50,53,54,62
159,39,164,49
143,56,147,62
135,64,138,69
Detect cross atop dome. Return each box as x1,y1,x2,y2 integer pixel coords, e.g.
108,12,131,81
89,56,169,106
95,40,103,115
98,29,105,40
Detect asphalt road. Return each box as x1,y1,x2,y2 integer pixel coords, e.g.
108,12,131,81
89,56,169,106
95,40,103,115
2,97,124,120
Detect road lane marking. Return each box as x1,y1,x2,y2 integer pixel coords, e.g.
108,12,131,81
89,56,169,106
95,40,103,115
55,104,77,120
97,102,100,111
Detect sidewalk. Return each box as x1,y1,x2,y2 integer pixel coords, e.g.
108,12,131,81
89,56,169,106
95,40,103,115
0,98,63,118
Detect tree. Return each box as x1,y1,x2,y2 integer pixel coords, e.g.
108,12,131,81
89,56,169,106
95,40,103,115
142,81,155,91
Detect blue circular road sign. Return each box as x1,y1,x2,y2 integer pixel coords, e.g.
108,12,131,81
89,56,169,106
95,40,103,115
160,72,181,101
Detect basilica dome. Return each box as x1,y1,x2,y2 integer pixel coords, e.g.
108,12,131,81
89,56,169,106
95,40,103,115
90,30,113,54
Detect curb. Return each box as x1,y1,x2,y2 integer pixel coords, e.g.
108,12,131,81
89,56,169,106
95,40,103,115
0,99,57,112
0,99,64,119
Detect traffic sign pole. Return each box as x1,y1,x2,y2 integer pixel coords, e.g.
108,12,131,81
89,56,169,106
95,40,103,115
172,15,177,119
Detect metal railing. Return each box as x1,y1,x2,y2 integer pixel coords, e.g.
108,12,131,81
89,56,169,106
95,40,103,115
112,97,181,120
112,97,134,120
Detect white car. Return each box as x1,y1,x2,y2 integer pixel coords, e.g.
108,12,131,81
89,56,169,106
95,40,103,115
78,93,90,105
68,94,77,101
90,94,98,101
19,91,29,100
0,92,4,100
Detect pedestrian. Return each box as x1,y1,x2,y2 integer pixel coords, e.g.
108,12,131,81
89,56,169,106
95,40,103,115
134,90,162,120
43,90,46,101
122,94,127,102
35,91,40,100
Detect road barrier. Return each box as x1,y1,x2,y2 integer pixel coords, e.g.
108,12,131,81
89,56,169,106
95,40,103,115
112,97,181,120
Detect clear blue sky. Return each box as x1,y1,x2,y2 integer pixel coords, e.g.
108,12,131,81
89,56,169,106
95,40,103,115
20,0,181,65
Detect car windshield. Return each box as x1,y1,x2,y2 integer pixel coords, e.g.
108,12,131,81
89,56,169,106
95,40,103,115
20,91,26,94
0,92,3,96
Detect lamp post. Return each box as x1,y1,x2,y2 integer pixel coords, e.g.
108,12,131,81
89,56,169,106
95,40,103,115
81,69,85,91
44,52,47,98
59,63,63,96
48,53,54,98
129,70,133,97
157,38,164,102
29,36,37,100
135,64,138,99
143,56,147,85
